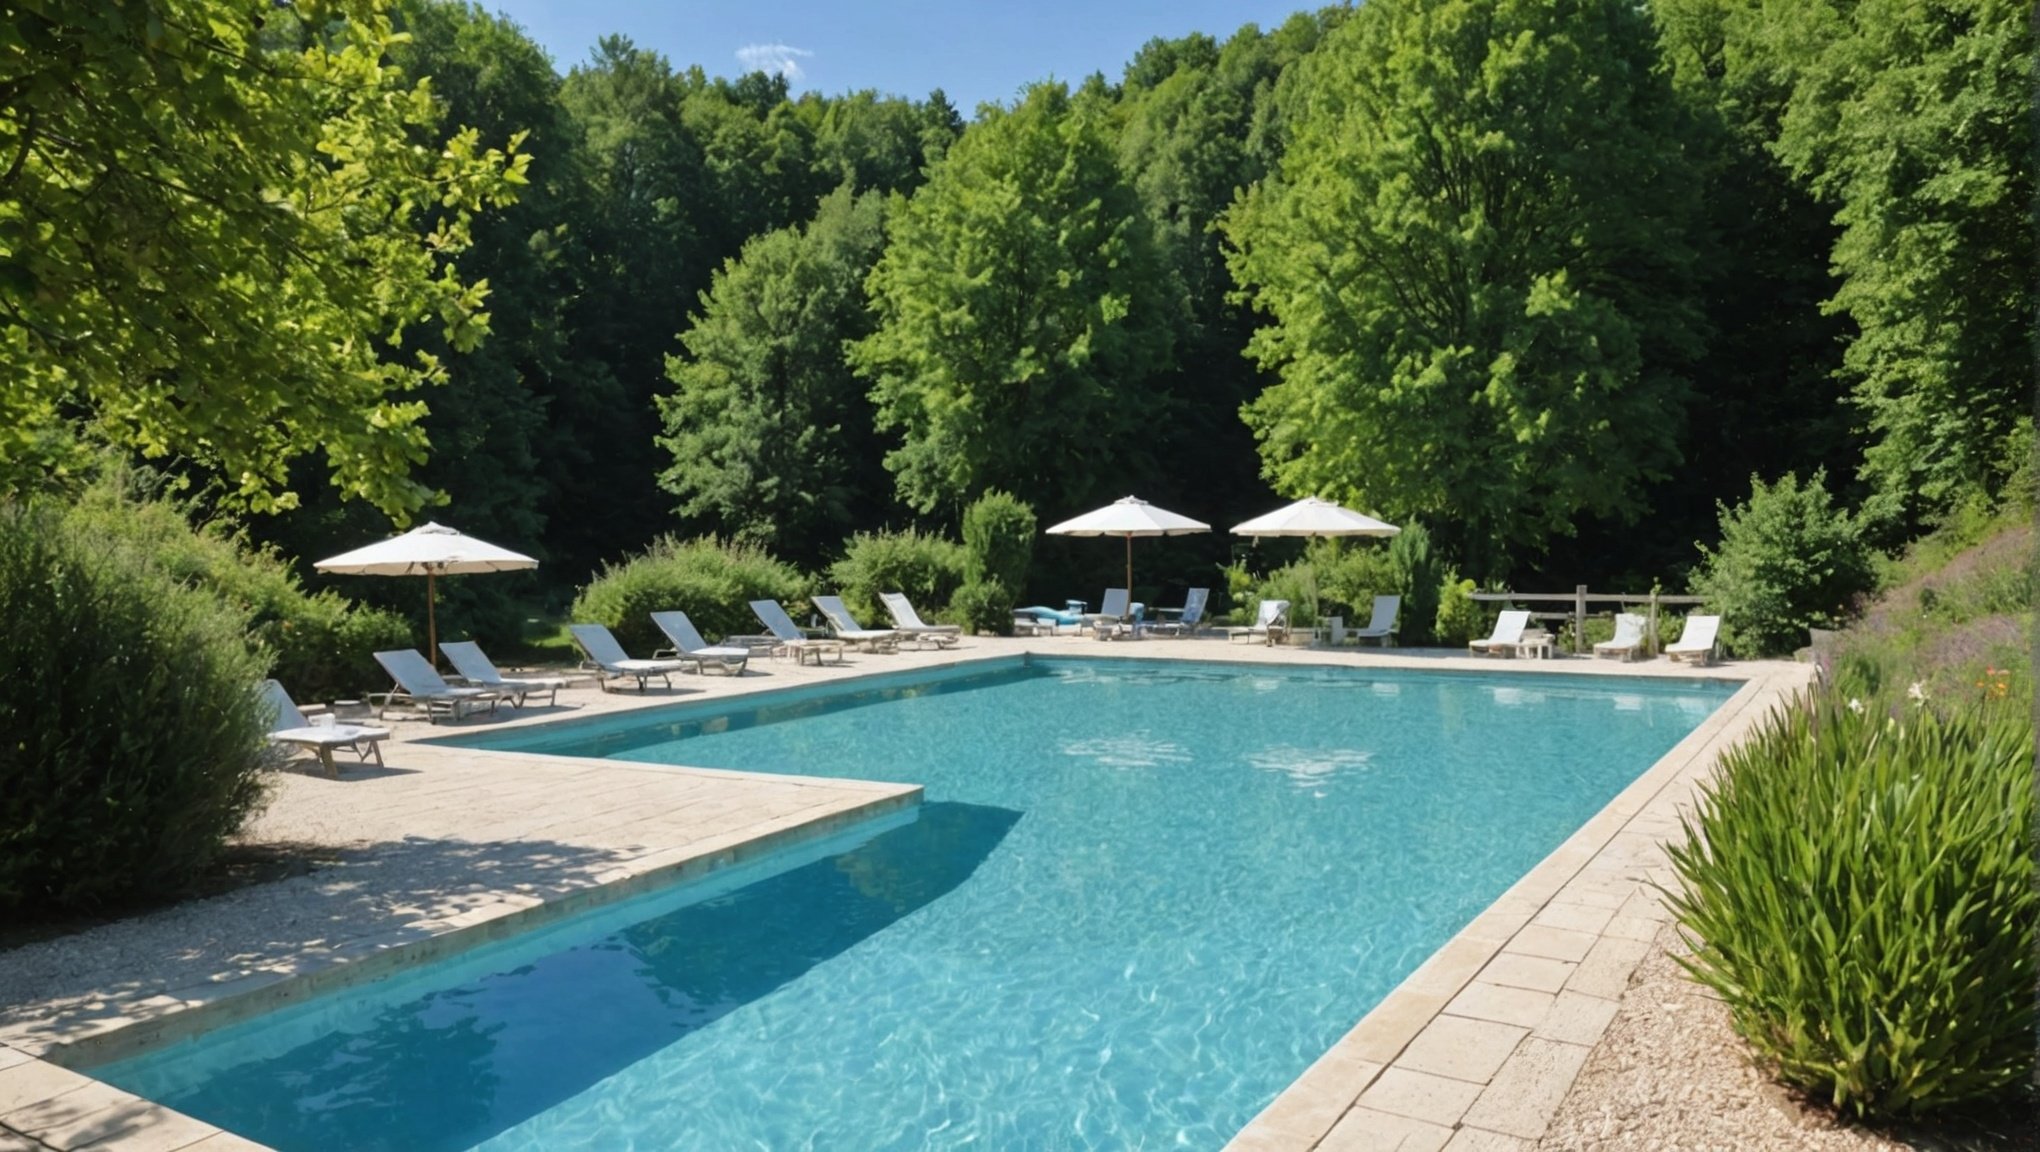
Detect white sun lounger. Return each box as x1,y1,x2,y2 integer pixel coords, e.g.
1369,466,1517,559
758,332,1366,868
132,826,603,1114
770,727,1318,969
651,610,751,675
1226,599,1290,645
1151,588,1209,637
1348,595,1401,646
879,592,961,648
372,648,501,722
1083,588,1133,637
439,640,569,706
1594,613,1648,661
1666,614,1721,665
751,600,847,665
569,624,691,692
1468,610,1531,657
813,595,901,652
263,680,389,777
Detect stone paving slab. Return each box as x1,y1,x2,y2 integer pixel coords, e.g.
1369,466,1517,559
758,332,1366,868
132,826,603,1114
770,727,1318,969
0,636,1787,1151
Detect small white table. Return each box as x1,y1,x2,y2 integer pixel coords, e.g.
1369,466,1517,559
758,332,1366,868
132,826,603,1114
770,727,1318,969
1515,630,1557,659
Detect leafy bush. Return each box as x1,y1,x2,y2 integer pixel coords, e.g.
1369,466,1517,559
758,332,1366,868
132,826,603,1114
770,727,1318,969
0,503,272,915
1692,470,1877,658
1313,540,1398,620
828,528,966,622
1387,522,1443,644
1253,558,1321,627
961,490,1037,594
1219,559,1256,622
1432,575,1486,645
1667,694,2035,1117
949,579,1014,635
571,536,808,654
66,473,409,700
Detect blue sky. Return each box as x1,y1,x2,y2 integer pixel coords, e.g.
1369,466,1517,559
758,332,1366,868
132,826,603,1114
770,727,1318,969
482,0,1318,112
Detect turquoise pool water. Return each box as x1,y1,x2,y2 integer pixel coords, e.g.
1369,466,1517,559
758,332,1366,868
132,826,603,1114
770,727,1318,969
99,657,1738,1150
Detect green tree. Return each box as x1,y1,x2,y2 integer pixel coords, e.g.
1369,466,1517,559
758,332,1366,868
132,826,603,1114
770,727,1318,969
1224,0,1704,578
1692,470,1876,657
549,37,713,578
1111,18,1341,547
0,0,527,516
656,186,890,564
800,88,962,196
1734,0,2032,521
852,82,1176,517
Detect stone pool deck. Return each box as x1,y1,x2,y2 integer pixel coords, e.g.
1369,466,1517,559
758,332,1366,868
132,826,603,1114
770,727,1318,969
0,636,1802,1151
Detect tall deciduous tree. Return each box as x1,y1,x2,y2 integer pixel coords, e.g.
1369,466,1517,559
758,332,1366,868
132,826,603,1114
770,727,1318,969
1225,0,1704,578
852,82,1176,517
1739,0,2032,522
0,0,526,515
656,186,890,563
1112,17,1339,538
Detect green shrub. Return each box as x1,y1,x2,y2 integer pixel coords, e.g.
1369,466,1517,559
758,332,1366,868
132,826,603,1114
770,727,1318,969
571,536,808,654
828,528,966,622
1667,693,2036,1117
1387,522,1443,644
1253,558,1321,627
1313,540,1398,620
949,579,1013,635
1219,559,1256,621
0,503,272,915
961,490,1036,594
1432,575,1486,645
1692,470,1877,658
65,473,409,700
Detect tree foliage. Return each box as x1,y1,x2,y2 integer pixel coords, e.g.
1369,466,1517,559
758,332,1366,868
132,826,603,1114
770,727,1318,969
0,0,528,515
1744,0,2032,520
657,186,889,564
1225,0,1704,578
1692,469,1877,657
853,82,1176,517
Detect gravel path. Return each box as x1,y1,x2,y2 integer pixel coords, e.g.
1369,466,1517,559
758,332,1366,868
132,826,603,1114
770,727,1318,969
1538,921,2034,1151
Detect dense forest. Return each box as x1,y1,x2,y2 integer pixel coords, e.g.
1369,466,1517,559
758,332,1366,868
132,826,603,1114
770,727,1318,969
2,0,2030,647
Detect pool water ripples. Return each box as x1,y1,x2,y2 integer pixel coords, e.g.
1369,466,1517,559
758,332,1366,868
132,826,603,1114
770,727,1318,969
100,657,1735,1150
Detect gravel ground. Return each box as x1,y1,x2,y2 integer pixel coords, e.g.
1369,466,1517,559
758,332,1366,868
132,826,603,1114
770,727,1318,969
1538,921,2036,1151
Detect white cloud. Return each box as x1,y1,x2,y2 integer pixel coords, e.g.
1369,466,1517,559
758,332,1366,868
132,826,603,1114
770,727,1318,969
735,43,814,81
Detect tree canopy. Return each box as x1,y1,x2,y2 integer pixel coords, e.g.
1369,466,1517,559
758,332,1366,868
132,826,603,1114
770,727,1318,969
4,0,2024,613
853,82,1177,518
0,0,527,516
658,185,890,564
1225,0,1705,578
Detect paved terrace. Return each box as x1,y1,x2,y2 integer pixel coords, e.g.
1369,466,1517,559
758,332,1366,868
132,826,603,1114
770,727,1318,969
0,636,1805,1151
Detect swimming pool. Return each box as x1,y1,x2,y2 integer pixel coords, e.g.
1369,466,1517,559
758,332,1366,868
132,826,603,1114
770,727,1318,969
98,656,1738,1150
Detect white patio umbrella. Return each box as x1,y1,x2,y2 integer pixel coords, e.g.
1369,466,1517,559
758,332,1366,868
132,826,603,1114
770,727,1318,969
1230,497,1401,539
1044,496,1211,605
315,522,537,667
1231,497,1400,624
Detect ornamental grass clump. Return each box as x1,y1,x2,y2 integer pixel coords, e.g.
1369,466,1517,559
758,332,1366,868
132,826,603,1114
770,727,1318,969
0,503,272,915
1666,692,2035,1117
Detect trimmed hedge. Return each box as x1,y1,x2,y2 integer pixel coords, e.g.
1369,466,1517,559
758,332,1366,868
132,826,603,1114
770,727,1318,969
961,490,1036,593
949,578,1013,635
571,536,808,654
1667,693,2036,1117
0,502,272,914
827,528,966,623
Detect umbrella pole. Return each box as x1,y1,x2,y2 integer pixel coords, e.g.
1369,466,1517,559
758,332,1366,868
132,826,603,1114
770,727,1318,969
1124,535,1133,615
427,570,438,668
